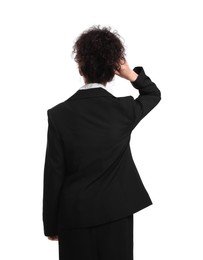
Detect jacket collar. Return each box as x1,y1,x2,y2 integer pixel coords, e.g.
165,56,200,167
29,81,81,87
79,83,107,90
68,84,116,100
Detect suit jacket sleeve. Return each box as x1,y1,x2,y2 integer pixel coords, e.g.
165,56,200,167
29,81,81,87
130,66,161,129
42,109,65,237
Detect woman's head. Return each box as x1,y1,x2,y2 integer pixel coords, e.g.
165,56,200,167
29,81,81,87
72,25,126,85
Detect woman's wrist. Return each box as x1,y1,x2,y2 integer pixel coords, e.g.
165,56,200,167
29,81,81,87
128,70,138,82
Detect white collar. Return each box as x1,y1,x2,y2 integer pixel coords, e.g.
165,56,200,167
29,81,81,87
79,83,107,90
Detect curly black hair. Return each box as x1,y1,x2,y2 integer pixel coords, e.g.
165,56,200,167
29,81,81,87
72,25,126,85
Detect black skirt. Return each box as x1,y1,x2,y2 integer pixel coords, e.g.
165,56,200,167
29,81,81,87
58,214,134,260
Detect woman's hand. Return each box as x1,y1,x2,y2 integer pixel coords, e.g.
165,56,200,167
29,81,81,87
114,58,138,82
48,235,58,241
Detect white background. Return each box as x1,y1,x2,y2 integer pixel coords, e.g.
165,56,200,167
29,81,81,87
0,0,203,259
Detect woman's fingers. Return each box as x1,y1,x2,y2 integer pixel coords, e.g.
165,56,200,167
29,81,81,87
114,69,120,76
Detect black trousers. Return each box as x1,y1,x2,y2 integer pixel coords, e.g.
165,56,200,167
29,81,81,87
58,214,134,260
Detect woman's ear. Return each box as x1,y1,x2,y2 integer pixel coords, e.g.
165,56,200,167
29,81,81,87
79,68,83,76
77,63,83,76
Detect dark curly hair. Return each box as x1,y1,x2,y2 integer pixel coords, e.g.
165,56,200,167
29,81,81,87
72,25,126,85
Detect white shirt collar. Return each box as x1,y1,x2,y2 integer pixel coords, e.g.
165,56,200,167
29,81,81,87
79,83,107,90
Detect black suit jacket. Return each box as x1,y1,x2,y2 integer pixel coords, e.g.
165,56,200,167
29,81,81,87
42,66,161,236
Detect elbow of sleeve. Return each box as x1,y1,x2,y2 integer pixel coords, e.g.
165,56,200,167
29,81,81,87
155,89,161,102
158,90,162,101
153,89,161,106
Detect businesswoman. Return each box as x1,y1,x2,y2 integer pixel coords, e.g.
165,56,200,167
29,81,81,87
42,25,161,260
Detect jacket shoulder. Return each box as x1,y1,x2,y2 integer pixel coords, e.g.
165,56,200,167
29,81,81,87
115,95,134,108
47,100,67,116
115,95,133,103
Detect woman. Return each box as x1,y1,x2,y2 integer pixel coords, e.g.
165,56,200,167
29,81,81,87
42,25,161,260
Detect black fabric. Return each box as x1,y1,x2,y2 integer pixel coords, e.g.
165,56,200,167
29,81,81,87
58,215,134,260
42,66,161,236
